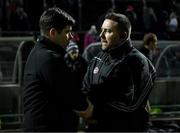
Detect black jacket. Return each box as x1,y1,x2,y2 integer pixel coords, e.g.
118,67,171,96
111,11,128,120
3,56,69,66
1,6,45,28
82,40,156,132
23,36,88,132
139,46,152,61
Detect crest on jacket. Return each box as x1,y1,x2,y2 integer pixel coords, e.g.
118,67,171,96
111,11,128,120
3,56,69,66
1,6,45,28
93,66,99,74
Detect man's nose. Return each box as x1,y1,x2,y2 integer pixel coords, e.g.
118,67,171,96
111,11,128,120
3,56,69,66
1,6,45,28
100,31,104,38
68,33,74,40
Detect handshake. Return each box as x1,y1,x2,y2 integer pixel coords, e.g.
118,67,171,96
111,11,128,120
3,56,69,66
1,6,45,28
75,98,94,119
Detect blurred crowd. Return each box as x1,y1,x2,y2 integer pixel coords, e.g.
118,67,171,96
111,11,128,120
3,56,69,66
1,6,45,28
0,0,179,40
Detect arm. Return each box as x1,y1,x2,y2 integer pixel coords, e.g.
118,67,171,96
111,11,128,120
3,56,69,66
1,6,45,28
39,54,89,111
106,56,156,112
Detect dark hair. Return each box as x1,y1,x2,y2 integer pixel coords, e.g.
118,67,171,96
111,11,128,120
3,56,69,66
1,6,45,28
105,12,131,36
39,7,75,35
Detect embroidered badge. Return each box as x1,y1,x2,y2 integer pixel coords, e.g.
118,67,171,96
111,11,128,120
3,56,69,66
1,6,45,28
93,67,99,74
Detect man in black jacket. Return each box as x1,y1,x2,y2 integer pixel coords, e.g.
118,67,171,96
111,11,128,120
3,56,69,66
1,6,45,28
81,12,156,132
23,7,93,132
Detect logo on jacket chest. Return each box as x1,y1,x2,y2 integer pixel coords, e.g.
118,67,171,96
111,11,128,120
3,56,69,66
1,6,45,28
93,66,99,74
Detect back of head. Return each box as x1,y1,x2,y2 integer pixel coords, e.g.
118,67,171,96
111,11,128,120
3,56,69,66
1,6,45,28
143,33,157,46
105,12,132,39
39,7,75,35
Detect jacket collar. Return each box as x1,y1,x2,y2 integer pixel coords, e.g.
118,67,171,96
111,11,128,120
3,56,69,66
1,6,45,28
108,39,133,59
37,36,67,56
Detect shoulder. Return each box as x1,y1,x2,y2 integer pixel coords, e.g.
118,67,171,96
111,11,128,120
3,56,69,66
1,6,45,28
36,43,63,59
126,48,148,67
31,44,65,69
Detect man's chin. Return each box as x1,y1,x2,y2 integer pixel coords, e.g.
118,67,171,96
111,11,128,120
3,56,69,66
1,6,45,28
101,46,109,51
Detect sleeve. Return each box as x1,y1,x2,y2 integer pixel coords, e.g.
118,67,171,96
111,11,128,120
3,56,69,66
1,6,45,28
107,57,156,112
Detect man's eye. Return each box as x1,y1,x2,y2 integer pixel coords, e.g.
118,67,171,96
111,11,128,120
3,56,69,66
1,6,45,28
106,29,112,33
102,29,111,33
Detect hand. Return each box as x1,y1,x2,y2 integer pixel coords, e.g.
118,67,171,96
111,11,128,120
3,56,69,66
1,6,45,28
75,98,94,119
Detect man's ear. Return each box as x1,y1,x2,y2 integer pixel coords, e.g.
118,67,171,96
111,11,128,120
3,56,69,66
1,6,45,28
120,32,128,40
49,28,57,39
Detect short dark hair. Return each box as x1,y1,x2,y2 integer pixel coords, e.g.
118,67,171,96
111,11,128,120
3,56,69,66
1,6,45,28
39,7,75,35
105,12,131,36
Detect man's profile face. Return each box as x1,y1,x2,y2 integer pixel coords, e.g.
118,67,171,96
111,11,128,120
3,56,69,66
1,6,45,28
99,19,121,51
55,25,73,49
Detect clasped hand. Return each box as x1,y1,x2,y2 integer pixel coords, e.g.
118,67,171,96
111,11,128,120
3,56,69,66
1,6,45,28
74,98,94,119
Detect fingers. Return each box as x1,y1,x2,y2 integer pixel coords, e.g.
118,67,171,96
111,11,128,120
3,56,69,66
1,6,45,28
74,98,94,119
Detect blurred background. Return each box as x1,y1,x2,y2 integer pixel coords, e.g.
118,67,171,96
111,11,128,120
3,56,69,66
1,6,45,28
0,0,179,38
